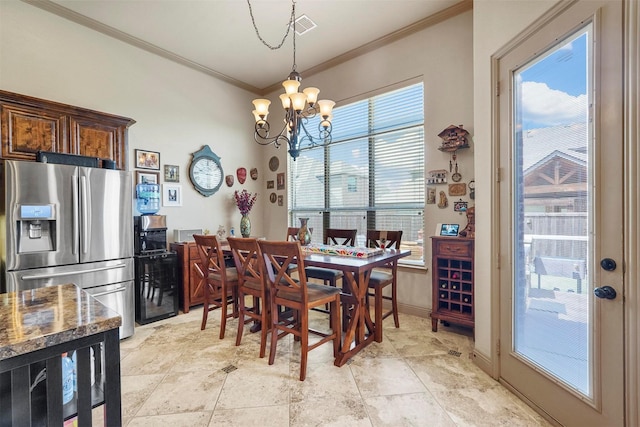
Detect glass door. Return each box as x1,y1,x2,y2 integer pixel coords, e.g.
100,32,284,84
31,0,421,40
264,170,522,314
497,1,624,425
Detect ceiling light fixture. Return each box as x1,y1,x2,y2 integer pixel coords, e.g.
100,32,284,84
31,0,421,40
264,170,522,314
247,0,335,160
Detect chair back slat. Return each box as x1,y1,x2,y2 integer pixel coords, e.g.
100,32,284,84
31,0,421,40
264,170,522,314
227,237,262,286
258,240,307,302
366,230,403,249
326,228,357,246
286,227,299,242
193,234,226,280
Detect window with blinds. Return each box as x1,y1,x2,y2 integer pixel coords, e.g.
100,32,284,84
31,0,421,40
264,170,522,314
288,82,425,266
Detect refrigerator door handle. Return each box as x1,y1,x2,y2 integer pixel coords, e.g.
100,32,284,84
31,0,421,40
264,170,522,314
20,263,128,280
90,286,127,298
80,175,89,254
72,174,79,256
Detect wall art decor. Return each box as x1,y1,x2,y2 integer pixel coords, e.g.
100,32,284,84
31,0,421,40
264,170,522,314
250,167,258,180
135,149,160,170
427,169,447,185
270,192,277,203
267,180,274,189
225,175,234,187
448,183,466,196
438,191,448,209
269,156,279,172
164,164,179,182
453,199,468,212
237,167,247,184
277,172,285,190
427,187,436,204
277,195,283,206
163,184,182,207
136,171,159,185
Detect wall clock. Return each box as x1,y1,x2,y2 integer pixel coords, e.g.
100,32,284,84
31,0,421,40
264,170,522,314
189,145,223,197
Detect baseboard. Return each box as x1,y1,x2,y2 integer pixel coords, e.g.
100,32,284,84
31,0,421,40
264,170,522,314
472,349,495,378
398,302,430,318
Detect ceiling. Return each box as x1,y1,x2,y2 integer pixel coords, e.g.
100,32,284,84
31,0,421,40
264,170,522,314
25,0,470,94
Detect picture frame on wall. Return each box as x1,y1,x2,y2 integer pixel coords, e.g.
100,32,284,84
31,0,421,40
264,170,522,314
164,164,179,182
136,171,159,185
135,149,160,170
277,173,285,190
163,184,182,207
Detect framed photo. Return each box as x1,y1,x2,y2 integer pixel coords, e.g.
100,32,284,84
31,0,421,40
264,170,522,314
267,180,274,189
136,171,159,185
135,149,160,170
277,195,283,206
277,172,285,190
162,184,182,207
164,165,179,182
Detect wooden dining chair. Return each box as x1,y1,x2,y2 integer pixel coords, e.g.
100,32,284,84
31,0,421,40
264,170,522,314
193,234,239,339
305,228,357,287
227,237,270,358
366,230,403,342
257,240,341,381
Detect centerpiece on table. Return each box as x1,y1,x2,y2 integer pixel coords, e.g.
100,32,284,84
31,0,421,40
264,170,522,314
234,189,257,237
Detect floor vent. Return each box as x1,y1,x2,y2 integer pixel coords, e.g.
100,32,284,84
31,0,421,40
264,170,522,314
448,350,462,357
221,364,237,373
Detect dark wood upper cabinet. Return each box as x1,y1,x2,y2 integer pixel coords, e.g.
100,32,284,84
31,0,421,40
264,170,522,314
0,90,135,170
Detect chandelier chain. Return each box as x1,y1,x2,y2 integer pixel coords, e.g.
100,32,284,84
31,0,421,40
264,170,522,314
246,0,296,51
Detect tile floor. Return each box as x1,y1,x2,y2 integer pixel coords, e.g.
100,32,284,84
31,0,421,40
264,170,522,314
111,308,551,426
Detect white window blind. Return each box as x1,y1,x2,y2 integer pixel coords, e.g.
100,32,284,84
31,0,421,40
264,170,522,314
289,82,425,266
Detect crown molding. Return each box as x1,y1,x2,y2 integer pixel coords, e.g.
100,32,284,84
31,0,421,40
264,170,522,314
21,0,472,96
21,0,261,93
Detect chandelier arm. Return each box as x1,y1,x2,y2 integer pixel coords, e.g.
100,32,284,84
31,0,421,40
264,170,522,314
254,120,290,148
246,0,296,50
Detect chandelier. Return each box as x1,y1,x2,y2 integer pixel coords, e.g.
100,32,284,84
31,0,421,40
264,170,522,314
248,0,335,160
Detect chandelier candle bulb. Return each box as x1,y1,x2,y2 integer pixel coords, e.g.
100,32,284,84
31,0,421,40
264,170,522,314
252,99,270,117
303,87,320,105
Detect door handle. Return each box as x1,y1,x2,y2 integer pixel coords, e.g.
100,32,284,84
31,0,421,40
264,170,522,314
593,285,617,300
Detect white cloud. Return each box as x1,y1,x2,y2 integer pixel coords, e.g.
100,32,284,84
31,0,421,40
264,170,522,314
521,81,587,127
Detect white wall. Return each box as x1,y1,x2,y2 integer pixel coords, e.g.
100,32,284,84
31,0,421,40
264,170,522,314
263,11,475,317
0,1,263,238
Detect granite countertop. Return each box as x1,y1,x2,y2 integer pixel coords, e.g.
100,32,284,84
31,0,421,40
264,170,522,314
0,284,122,361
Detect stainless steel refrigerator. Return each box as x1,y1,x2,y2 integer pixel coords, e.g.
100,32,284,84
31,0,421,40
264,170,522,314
0,159,135,338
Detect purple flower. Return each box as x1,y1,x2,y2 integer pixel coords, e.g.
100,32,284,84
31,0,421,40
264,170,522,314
234,190,257,216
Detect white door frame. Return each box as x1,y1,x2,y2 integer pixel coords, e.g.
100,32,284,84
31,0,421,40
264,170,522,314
488,0,640,425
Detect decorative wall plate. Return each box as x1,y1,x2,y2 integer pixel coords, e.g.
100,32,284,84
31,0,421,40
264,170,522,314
269,156,279,172
225,175,234,187
270,192,277,203
250,168,258,180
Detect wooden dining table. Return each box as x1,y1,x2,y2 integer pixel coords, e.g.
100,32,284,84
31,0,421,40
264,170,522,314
300,248,411,367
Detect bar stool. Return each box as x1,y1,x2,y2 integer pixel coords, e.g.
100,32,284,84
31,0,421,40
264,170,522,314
193,234,239,339
366,230,403,342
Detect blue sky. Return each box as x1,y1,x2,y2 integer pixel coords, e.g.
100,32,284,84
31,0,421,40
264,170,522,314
518,31,588,130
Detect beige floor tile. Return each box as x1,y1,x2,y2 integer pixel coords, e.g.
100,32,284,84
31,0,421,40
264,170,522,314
135,370,225,416
289,362,359,403
210,405,289,426
120,374,165,418
290,397,372,427
349,357,427,398
127,411,212,427
364,393,456,427
215,367,291,410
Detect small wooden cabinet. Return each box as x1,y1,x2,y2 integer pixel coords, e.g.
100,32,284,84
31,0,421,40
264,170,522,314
0,90,135,169
430,236,475,332
170,242,205,313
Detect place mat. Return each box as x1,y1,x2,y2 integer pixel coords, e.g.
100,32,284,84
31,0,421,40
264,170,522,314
301,244,383,258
